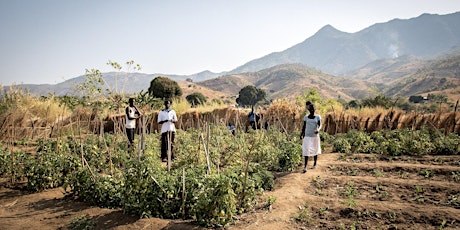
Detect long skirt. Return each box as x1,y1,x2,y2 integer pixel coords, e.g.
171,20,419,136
302,136,321,157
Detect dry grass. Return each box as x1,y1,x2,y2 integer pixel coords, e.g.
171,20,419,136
0,89,71,141
1,95,459,141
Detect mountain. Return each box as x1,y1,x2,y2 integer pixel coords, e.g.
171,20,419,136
4,12,460,102
198,64,374,101
198,52,460,103
383,54,460,101
345,55,426,84
6,71,218,96
230,12,460,75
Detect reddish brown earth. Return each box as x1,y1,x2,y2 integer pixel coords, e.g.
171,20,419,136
1,152,459,229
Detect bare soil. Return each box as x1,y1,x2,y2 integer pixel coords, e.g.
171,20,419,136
1,152,459,229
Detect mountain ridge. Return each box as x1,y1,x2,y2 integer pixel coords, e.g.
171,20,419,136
3,12,460,103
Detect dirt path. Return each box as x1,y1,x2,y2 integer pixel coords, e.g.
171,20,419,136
230,154,332,230
1,152,460,229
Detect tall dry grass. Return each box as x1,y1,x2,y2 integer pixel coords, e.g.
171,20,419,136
1,95,459,142
0,88,71,141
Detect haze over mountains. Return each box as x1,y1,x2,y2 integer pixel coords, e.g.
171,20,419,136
232,12,460,75
5,12,460,102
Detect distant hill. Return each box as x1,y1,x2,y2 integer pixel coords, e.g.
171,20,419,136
345,55,426,84
383,54,460,101
5,71,220,96
230,12,460,75
199,52,460,103
198,64,374,101
178,81,230,102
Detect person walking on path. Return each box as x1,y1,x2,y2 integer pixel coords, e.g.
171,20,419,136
158,100,178,162
300,102,321,173
125,98,142,147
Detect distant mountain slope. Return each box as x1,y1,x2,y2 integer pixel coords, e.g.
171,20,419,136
345,55,426,84
231,12,460,75
383,55,460,101
199,64,373,101
7,72,180,96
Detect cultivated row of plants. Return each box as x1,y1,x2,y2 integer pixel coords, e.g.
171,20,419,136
1,126,459,226
331,127,460,156
0,125,300,227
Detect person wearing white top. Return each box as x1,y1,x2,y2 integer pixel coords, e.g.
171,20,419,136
125,98,142,147
157,100,177,162
300,102,321,173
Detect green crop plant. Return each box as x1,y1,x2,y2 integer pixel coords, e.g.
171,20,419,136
413,185,425,203
295,204,316,224
339,181,359,208
451,172,460,182
419,169,434,178
319,206,329,217
69,214,96,230
373,169,384,177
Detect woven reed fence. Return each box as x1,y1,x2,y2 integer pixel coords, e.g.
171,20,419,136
1,107,459,142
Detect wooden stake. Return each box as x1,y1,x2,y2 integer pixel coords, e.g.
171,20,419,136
167,131,171,172
201,133,211,175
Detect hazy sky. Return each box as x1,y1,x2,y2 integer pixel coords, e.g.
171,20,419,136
1,0,460,85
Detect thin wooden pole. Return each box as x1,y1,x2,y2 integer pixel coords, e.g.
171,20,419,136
201,133,211,175
167,131,171,172
181,168,186,216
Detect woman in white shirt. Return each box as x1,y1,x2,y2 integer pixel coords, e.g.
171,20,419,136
300,102,321,173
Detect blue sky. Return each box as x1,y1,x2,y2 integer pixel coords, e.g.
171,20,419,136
1,0,460,85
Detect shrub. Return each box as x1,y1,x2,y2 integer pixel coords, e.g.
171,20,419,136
186,92,207,107
332,134,351,154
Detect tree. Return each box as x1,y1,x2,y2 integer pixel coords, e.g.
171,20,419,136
296,88,322,107
427,93,448,103
186,92,207,107
409,95,424,103
361,94,392,108
236,85,266,106
148,76,182,100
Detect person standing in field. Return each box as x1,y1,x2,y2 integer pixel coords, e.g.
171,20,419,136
300,102,321,173
125,98,142,147
158,100,178,162
248,106,259,130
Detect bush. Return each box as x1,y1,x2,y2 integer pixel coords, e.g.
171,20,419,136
332,134,351,154
186,92,207,107
345,130,377,153
431,133,460,155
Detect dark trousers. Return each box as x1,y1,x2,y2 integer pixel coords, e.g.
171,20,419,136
161,131,175,160
126,128,135,145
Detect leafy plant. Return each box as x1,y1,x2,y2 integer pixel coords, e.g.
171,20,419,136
339,181,359,208
69,214,96,230
419,169,434,178
373,169,384,177
295,204,315,224
413,185,425,203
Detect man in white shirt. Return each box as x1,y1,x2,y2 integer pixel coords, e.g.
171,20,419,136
125,98,141,147
157,100,177,162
